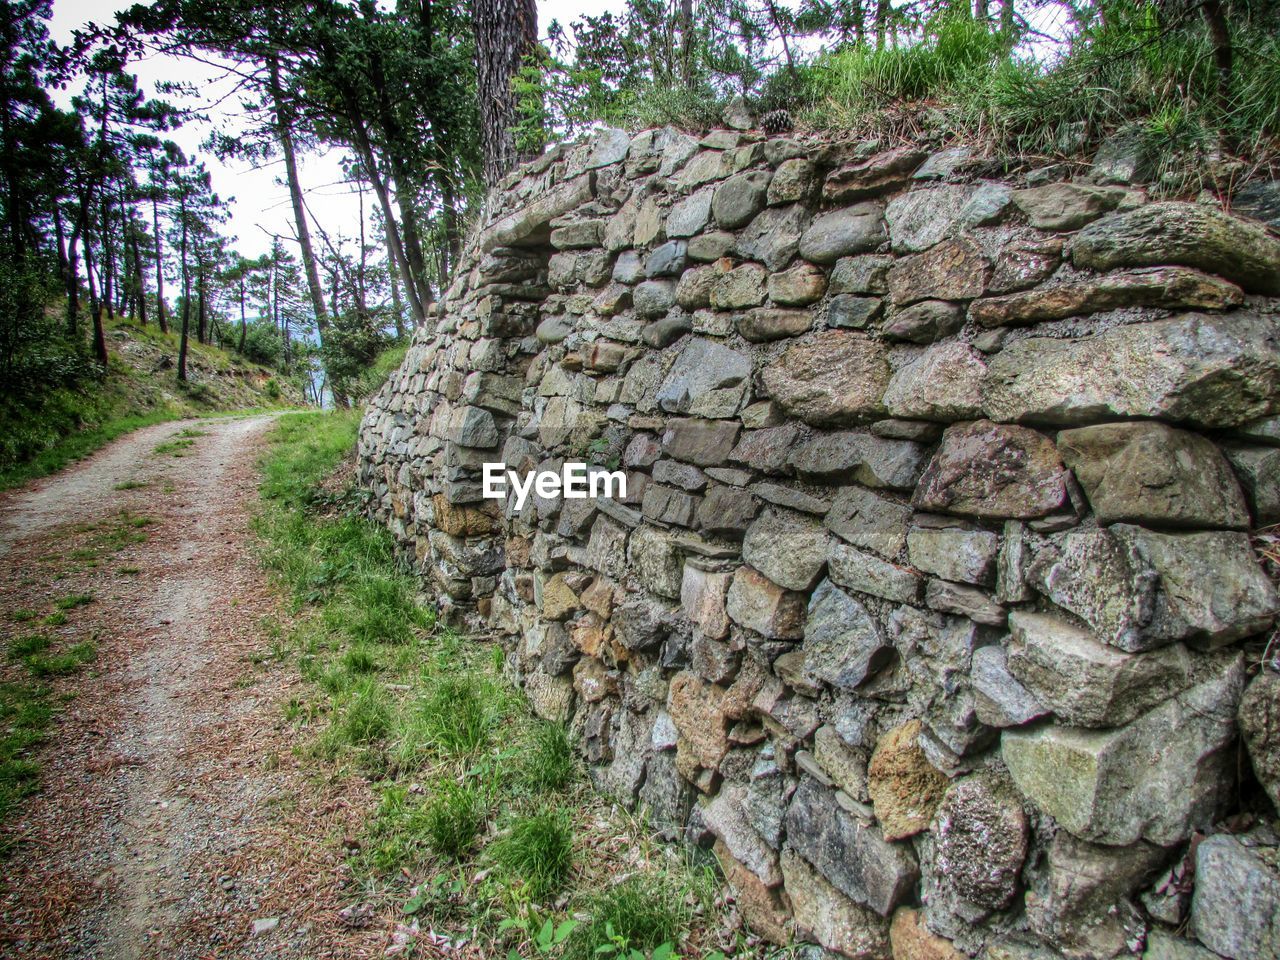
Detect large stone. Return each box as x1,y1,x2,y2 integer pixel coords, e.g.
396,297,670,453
803,579,894,690
481,173,594,251
881,301,964,345
1072,201,1280,295
969,267,1243,327
449,405,500,447
1222,444,1280,526
970,644,1048,728
1011,183,1124,230
824,147,927,202
628,525,683,599
1001,653,1244,845
984,313,1280,428
831,255,893,295
1005,610,1194,727
1027,832,1170,960
883,342,986,421
1028,525,1278,651
726,565,807,639
829,541,922,604
633,279,677,318
739,307,813,342
782,848,892,960
703,782,782,886
655,338,752,414
1191,832,1280,960
1059,421,1247,529
913,420,1069,519
737,204,811,271
646,239,688,277
730,423,802,474
681,564,733,640
768,158,817,206
667,670,730,770
988,235,1063,294
794,432,926,490
762,331,891,427
769,262,828,306
1144,931,1221,960
666,187,715,237
1240,670,1280,815
825,487,913,559
662,417,741,466
743,507,831,591
885,184,985,253
907,526,1001,586
1233,179,1280,232
868,720,949,841
799,203,889,265
710,262,768,309
828,295,883,329
930,775,1028,911
713,839,791,946
713,170,772,229
887,238,990,305
786,775,920,916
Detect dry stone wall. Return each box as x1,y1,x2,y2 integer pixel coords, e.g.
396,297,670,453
358,125,1280,960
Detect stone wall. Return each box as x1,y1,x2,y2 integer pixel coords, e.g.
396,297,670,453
357,125,1280,960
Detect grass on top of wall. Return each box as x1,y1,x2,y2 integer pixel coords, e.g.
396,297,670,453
252,411,767,960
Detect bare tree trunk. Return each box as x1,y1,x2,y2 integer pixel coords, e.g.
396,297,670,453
874,0,891,47
472,0,538,185
1201,0,1233,130
178,195,190,382
152,196,169,333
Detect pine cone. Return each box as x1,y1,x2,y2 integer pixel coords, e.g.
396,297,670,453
762,109,794,136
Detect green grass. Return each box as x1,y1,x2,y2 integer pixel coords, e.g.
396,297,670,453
53,593,93,611
561,876,689,960
252,411,738,959
490,806,575,900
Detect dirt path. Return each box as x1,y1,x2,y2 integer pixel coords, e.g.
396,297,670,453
0,417,385,959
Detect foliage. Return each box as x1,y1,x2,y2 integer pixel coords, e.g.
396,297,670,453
489,806,575,900
422,778,486,859
561,876,688,960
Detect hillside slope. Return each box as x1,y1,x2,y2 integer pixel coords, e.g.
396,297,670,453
1,315,304,489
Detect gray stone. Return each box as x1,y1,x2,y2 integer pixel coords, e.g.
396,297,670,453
828,541,921,604
709,262,768,310
1240,669,1280,815
1090,129,1154,184
1005,610,1194,728
827,295,882,329
1058,421,1250,529
535,315,573,344
970,644,1047,727
612,249,644,283
762,331,890,427
1143,931,1222,960
666,187,715,238
883,342,986,421
824,147,927,203
628,525,684,599
688,229,736,261
742,507,831,591
907,526,1000,586
925,581,1005,626
655,338,752,414
697,484,759,538
675,265,717,311
713,171,772,229
931,775,1028,911
794,431,927,491
662,418,741,467
885,184,1000,252
642,313,693,348
1191,832,1280,960
887,237,989,305
1233,179,1280,232
633,279,677,318
781,848,891,960
641,484,700,526
646,240,688,277
798,203,888,265
785,775,920,916
830,255,893,295
449,405,500,447
803,579,892,690
1029,525,1278,652
730,423,802,474
750,482,830,515
812,725,870,800
1002,653,1244,845
768,262,827,306
882,300,964,345
768,158,817,206
1072,201,1280,295
737,204,811,271
702,783,782,886
1027,832,1170,960
824,486,912,559
969,267,1243,328
1222,443,1280,526
913,147,972,180
1012,183,1125,230
913,420,1070,520
587,127,631,168
988,235,1063,294
550,219,604,249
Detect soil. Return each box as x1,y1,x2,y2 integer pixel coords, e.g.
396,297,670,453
0,416,390,959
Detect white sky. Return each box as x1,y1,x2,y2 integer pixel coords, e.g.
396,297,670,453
47,0,623,260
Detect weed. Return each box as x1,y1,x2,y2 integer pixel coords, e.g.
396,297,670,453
562,876,686,960
25,641,97,677
341,645,379,675
330,678,391,747
54,593,93,611
112,479,149,490
521,722,575,793
8,610,35,623
403,674,495,761
7,634,50,660
41,612,67,626
118,566,141,575
153,437,195,457
423,779,486,859
491,806,574,900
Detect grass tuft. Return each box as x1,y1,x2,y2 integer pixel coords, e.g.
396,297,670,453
521,721,576,793
561,875,687,960
491,806,574,900
422,779,487,860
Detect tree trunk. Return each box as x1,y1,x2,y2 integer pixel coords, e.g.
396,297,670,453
874,0,891,47
152,196,169,333
472,0,539,185
238,275,248,352
131,228,148,326
177,197,190,382
1201,0,1233,130
197,262,207,344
